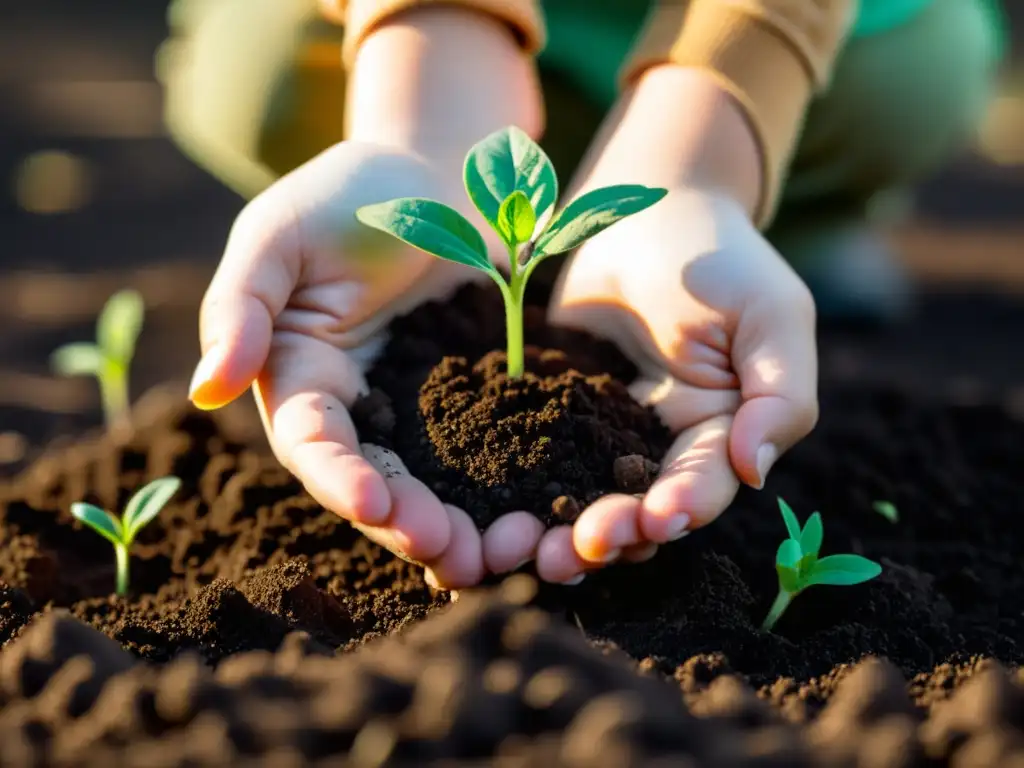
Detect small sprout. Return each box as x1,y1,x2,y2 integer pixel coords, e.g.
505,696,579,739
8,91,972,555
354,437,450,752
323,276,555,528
872,500,899,523
51,289,144,431
355,126,666,379
761,497,882,632
71,476,181,597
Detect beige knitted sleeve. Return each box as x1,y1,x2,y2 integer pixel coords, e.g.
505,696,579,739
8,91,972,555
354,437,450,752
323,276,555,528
621,0,857,228
320,0,545,70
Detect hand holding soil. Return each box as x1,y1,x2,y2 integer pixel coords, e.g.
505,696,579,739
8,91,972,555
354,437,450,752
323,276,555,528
186,140,509,587
547,187,820,577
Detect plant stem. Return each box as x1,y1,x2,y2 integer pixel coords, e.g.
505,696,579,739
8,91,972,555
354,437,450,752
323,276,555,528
504,245,526,379
761,589,792,632
100,361,131,433
114,543,130,597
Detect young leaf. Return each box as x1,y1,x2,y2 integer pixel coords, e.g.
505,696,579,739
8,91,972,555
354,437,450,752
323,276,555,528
122,476,181,545
97,289,144,363
873,500,899,523
71,502,123,546
775,538,802,569
806,554,882,587
355,198,494,273
463,126,558,229
799,512,824,558
51,343,103,376
497,190,536,246
777,498,802,541
534,185,667,256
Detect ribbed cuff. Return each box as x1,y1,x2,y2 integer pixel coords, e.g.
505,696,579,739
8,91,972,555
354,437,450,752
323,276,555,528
322,0,545,70
621,0,855,228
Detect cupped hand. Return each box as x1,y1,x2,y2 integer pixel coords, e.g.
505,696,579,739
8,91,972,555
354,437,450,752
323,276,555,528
188,140,556,589
533,187,819,582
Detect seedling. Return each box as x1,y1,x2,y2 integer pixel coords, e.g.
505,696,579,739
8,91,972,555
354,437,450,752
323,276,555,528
872,500,899,524
71,476,181,596
761,497,882,632
51,289,144,431
355,126,667,379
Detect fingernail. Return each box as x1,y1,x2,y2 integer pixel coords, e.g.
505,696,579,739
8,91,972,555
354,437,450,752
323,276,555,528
560,574,585,586
666,513,691,541
508,558,531,573
601,548,621,564
424,569,440,589
755,443,778,489
188,346,226,410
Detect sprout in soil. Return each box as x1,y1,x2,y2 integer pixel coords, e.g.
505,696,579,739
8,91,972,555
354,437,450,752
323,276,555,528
761,497,882,632
354,125,667,379
71,476,181,597
873,500,899,523
51,288,144,431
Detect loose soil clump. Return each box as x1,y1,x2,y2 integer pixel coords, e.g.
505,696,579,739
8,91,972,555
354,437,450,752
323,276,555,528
353,285,672,529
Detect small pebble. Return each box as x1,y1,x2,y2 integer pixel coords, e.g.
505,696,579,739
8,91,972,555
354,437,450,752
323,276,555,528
613,454,660,494
551,495,582,523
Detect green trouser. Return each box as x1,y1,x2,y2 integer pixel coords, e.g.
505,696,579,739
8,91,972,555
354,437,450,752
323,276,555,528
157,0,1004,252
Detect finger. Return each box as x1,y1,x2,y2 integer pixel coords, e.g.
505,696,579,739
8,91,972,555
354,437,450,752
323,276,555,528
423,505,485,589
191,193,302,410
629,374,741,433
535,526,589,585
571,494,643,565
361,445,451,563
482,512,546,574
730,292,819,488
255,332,390,525
641,414,739,535
621,542,659,563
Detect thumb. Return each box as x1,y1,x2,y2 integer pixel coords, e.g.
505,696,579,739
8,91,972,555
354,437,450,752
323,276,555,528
189,193,301,410
728,290,819,488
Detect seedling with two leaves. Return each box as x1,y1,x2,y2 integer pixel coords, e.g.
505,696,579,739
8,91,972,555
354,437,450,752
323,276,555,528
51,289,144,431
762,498,883,632
71,476,181,597
355,126,667,379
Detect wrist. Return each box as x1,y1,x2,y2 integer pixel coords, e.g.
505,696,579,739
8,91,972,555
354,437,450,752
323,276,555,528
346,6,543,159
573,64,761,218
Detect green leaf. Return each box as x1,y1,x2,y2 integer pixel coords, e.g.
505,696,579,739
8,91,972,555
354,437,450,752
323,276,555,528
777,497,802,541
799,512,824,558
463,125,558,231
497,190,537,246
776,564,801,594
775,538,802,569
71,502,123,546
122,476,181,545
534,185,667,256
806,554,882,587
355,198,494,273
51,343,103,377
873,500,899,523
97,289,144,363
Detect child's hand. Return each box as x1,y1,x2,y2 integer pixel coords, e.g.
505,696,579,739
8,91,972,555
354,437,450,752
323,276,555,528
188,140,545,589
537,187,819,582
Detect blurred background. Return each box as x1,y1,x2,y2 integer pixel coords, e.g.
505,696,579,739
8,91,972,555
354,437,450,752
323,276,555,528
0,0,1023,475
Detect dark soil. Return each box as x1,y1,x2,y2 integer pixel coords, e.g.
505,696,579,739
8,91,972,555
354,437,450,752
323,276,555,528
352,285,672,529
1,287,1024,764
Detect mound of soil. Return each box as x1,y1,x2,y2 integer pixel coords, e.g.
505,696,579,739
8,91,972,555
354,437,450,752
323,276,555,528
353,285,671,529
0,286,1023,764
